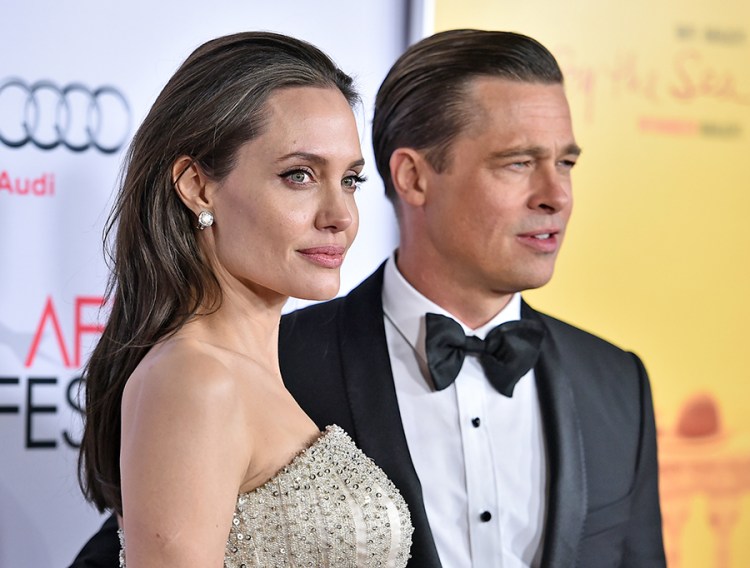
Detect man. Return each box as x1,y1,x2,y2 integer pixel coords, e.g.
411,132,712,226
71,29,665,567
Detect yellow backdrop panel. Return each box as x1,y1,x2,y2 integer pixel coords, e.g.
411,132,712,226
434,2,750,566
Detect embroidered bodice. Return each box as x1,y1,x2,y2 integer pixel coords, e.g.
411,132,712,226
120,425,413,567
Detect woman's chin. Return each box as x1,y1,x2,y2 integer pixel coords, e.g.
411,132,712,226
293,280,341,302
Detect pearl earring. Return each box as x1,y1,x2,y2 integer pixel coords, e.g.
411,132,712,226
197,210,214,230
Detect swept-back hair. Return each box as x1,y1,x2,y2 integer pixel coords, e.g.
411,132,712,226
372,29,563,204
78,31,358,515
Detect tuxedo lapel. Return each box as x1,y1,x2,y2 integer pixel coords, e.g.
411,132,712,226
333,273,585,567
339,265,442,567
523,302,587,568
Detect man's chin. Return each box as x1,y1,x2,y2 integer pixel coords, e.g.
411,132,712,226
502,272,556,295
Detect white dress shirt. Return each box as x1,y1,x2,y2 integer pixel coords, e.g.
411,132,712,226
382,255,547,567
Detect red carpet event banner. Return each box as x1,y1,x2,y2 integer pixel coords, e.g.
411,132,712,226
433,0,750,566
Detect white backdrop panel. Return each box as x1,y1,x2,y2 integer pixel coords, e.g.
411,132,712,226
0,1,406,565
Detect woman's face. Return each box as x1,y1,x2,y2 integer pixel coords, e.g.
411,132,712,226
207,86,363,302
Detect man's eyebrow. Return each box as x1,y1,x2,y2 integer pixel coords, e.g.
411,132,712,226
487,143,582,160
276,152,366,169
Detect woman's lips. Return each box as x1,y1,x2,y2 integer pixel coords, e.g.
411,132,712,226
298,246,346,268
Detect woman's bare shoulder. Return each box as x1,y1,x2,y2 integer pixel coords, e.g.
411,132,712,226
122,335,267,426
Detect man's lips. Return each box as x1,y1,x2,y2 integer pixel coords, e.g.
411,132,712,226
298,245,346,268
517,229,561,253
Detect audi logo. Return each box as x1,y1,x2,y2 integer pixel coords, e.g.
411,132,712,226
0,78,131,153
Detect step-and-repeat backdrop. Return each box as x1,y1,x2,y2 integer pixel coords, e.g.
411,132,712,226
0,2,406,565
433,1,750,566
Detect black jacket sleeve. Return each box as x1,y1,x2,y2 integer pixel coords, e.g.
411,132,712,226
67,514,119,568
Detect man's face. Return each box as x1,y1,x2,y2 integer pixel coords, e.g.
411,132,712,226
404,77,579,309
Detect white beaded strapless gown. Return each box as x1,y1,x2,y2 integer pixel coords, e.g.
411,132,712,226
120,425,413,567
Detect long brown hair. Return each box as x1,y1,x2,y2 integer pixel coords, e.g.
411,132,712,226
78,31,358,515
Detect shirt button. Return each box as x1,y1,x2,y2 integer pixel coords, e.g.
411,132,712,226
471,417,481,428
480,511,492,522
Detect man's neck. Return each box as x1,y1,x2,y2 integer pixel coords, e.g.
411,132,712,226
392,253,515,330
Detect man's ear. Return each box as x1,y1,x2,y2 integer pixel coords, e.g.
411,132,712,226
389,148,430,207
171,156,213,215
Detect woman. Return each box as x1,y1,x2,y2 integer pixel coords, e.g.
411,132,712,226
78,32,412,567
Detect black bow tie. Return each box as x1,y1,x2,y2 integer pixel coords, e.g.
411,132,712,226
424,313,545,397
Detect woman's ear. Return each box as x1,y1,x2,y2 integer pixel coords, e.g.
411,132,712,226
171,156,213,215
389,148,430,207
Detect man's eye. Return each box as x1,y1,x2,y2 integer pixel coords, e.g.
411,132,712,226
509,161,531,169
558,159,577,170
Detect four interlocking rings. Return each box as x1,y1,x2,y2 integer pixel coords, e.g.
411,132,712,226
0,78,131,153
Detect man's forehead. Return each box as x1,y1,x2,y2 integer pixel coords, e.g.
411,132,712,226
464,75,568,106
458,77,573,138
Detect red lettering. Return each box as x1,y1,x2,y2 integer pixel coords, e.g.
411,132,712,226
607,52,660,102
25,297,72,368
671,50,698,99
15,178,29,195
32,175,47,196
639,117,699,136
671,49,750,104
0,171,10,193
556,47,598,123
0,171,56,196
74,297,105,367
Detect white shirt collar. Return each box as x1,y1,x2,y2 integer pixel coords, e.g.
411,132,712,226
382,252,522,362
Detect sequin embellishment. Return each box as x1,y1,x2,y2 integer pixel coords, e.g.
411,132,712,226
225,425,412,567
119,425,412,567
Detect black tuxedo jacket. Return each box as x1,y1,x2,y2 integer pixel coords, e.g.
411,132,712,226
278,265,665,567
70,265,665,568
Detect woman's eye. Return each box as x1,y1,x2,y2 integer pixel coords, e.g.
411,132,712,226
342,174,366,190
290,170,310,183
280,169,313,185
